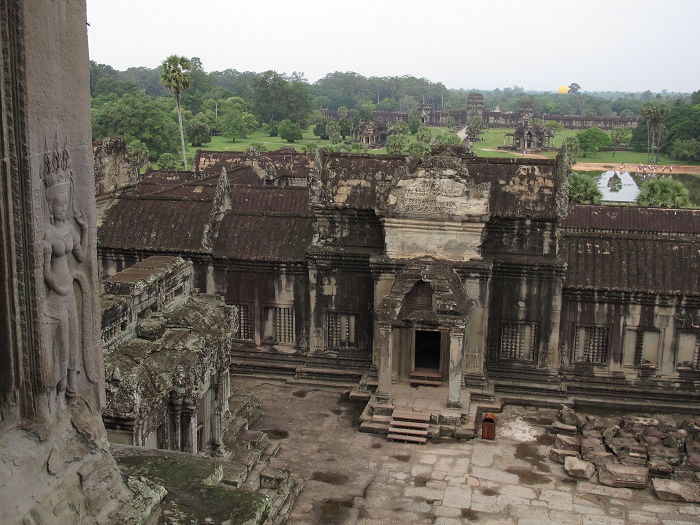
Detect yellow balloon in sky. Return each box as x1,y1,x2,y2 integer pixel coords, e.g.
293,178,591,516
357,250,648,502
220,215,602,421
558,86,570,95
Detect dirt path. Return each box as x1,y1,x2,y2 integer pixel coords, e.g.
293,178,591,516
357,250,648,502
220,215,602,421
571,162,700,175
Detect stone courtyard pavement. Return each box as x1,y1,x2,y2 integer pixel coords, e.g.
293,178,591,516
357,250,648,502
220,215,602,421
235,377,700,525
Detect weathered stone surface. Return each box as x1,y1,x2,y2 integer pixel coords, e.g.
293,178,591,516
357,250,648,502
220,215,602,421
598,464,649,489
623,416,659,430
672,468,697,482
550,421,578,436
681,420,700,436
558,406,579,426
648,446,683,467
587,452,615,467
565,457,595,479
647,459,673,478
618,447,648,467
550,448,579,464
580,436,606,461
663,430,687,451
605,437,640,457
685,452,700,472
601,425,620,440
687,438,700,454
555,434,581,452
260,467,289,489
652,479,700,502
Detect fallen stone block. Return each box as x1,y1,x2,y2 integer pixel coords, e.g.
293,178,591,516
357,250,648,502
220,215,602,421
652,478,700,502
587,451,615,467
550,421,578,436
598,464,648,489
550,448,579,464
619,447,648,467
555,434,581,452
558,405,579,427
601,425,620,440
663,430,688,451
647,459,673,479
648,446,683,467
685,452,700,472
580,437,606,461
686,438,700,454
672,467,697,482
605,436,641,457
565,457,595,479
260,467,289,489
644,436,663,447
623,416,659,430
681,420,700,436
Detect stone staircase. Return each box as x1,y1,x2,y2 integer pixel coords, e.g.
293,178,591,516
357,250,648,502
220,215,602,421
112,390,302,525
409,368,443,387
387,409,430,444
230,347,372,389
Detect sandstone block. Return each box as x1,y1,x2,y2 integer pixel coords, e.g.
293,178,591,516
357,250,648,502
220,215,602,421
648,446,683,467
647,459,673,479
685,452,700,472
580,437,606,461
605,437,640,457
564,457,595,479
550,448,579,464
558,406,579,427
652,478,700,502
550,421,578,436
555,434,581,452
260,467,288,489
623,416,659,430
587,451,615,467
601,425,620,440
598,464,648,489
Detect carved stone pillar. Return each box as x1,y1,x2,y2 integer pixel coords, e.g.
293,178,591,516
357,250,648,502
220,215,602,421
376,323,393,402
181,399,197,454
448,329,464,408
169,397,182,452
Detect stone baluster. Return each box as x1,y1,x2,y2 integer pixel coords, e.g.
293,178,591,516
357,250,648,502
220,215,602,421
448,329,464,408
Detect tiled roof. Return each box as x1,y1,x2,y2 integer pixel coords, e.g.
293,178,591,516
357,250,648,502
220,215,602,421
562,205,700,235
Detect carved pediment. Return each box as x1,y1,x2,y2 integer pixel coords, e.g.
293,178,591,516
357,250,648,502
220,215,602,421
377,156,490,221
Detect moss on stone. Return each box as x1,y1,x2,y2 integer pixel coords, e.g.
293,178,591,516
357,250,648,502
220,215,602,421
117,453,270,524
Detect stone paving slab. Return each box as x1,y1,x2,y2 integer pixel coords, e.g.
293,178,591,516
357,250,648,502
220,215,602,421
232,377,699,524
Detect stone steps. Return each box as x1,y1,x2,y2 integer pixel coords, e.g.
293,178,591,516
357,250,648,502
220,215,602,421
387,409,431,444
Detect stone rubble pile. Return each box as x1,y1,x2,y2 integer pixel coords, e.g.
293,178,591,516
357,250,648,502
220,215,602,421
548,405,700,503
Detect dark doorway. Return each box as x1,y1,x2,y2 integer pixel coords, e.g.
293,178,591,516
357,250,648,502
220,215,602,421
414,330,441,371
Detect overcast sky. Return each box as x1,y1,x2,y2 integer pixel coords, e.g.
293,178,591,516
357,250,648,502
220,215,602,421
86,0,700,94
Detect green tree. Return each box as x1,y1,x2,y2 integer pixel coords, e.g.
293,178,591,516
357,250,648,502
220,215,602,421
160,55,193,169
91,93,179,157
385,134,410,154
416,126,432,144
636,178,689,208
376,97,398,111
568,83,581,94
313,118,330,139
408,115,421,134
390,121,409,135
211,86,222,120
158,152,177,170
278,119,302,142
325,120,341,144
610,127,632,157
186,117,211,147
407,141,431,156
568,172,602,204
671,138,700,161
545,121,564,134
445,116,456,130
640,102,671,163
465,116,484,141
433,132,461,147
220,109,258,142
576,127,612,157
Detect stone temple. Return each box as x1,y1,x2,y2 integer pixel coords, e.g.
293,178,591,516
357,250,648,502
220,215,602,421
97,145,700,429
3,0,700,522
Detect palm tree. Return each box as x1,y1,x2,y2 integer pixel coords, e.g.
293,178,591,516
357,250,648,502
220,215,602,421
636,177,689,208
568,172,602,205
160,55,192,170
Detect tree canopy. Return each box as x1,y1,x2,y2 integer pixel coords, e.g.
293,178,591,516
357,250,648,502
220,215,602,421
635,178,689,208
568,172,602,205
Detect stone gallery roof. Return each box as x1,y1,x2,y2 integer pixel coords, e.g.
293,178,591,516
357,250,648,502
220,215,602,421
561,205,700,294
99,166,312,261
103,294,233,422
562,205,700,235
99,199,215,253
